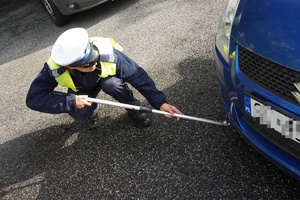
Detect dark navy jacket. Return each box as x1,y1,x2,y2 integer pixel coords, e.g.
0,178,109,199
26,50,167,114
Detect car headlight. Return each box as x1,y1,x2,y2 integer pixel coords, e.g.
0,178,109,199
216,0,240,63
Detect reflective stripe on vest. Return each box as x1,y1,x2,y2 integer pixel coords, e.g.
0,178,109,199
47,57,78,92
89,37,123,52
48,37,122,91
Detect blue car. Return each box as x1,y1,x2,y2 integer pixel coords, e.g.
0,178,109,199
214,0,300,181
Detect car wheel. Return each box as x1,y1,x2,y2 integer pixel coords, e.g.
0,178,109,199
40,0,71,27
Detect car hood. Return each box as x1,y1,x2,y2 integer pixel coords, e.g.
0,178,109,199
231,0,300,71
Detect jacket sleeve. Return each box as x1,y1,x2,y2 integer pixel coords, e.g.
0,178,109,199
115,50,168,109
26,63,76,114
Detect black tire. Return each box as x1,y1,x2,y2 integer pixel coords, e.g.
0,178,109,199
40,0,71,27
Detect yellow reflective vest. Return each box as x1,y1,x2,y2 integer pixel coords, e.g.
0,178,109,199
48,37,123,92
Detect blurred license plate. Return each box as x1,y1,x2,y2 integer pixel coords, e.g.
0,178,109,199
244,95,300,142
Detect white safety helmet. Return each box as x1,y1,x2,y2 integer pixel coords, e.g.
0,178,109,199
51,28,92,66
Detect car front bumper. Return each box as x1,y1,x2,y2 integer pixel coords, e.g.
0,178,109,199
214,44,300,182
52,0,109,15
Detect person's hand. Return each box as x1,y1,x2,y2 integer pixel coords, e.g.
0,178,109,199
75,95,92,109
160,103,183,121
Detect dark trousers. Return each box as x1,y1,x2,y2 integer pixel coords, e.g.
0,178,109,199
69,76,140,121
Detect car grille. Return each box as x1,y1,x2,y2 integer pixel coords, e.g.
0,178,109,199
238,45,300,160
238,45,300,105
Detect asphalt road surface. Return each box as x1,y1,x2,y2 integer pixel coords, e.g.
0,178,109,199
0,0,299,199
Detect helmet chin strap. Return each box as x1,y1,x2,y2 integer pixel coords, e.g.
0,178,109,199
81,43,100,68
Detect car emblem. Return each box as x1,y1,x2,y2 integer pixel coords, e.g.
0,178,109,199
292,82,300,104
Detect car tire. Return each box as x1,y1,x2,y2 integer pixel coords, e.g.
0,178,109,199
40,0,71,27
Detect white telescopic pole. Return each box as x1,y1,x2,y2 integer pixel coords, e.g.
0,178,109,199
86,97,230,126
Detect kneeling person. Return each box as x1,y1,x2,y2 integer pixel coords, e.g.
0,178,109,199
26,28,182,129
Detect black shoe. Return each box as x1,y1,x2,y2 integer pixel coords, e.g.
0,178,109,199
129,111,152,128
88,106,99,130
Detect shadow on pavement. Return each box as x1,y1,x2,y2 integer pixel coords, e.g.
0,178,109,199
1,56,300,199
